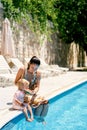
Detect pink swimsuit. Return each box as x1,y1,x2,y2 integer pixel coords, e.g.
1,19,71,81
12,90,27,110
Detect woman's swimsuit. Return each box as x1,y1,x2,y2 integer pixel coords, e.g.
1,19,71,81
23,69,41,90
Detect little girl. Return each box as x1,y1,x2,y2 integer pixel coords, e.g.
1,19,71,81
12,79,33,122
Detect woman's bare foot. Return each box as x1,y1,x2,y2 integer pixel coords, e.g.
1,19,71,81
42,120,46,125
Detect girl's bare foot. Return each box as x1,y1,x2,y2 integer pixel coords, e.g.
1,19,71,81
31,116,34,121
26,118,33,122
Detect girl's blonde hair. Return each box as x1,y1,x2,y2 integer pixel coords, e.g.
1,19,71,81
17,79,29,90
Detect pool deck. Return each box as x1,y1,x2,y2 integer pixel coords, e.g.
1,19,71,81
0,71,87,129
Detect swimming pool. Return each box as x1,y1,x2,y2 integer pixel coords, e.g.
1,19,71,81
1,81,87,130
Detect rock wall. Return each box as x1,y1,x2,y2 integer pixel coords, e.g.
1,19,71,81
13,29,87,68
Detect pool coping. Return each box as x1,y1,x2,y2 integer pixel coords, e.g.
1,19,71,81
0,71,87,129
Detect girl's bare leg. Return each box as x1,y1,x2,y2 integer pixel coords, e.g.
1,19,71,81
27,105,34,121
23,107,33,122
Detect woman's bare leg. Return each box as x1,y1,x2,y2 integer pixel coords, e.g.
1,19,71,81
40,103,49,117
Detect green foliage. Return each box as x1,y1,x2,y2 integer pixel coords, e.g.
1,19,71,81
1,0,19,20
1,0,58,36
55,0,87,50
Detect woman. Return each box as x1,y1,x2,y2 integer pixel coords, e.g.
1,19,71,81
15,56,49,123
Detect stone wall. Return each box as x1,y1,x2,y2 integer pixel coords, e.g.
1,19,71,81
13,29,70,67
13,29,87,68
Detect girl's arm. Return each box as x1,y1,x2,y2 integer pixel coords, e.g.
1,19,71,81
24,88,35,95
24,81,40,95
15,98,24,106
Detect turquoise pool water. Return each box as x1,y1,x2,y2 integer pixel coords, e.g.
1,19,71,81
1,81,87,130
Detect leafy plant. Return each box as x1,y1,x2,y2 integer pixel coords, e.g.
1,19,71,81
55,0,87,51
1,0,58,37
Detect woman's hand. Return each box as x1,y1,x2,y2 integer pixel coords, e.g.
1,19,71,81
31,90,36,95
33,86,39,94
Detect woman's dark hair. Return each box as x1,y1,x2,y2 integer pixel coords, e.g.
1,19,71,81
27,56,40,69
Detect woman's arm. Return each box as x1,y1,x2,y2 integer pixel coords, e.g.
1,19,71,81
33,81,40,94
33,71,41,94
14,67,25,84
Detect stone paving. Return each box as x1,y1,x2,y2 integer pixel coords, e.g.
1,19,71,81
0,71,87,129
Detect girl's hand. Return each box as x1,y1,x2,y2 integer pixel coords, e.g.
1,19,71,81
24,88,34,95
21,102,25,107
